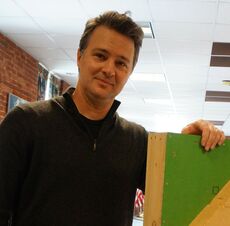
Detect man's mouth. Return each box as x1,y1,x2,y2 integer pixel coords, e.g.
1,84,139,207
96,78,114,86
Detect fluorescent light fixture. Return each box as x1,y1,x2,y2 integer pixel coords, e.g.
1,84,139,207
142,27,153,38
130,73,165,82
137,22,154,39
144,98,172,105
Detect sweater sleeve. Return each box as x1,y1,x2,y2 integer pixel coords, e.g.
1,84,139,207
0,107,31,225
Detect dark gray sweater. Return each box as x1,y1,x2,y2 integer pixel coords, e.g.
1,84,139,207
0,90,147,226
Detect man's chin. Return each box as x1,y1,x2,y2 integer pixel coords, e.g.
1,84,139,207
90,91,115,103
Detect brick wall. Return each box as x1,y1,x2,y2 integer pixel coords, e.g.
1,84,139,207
0,33,71,122
0,33,38,121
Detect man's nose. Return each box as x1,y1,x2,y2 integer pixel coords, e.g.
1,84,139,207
102,60,115,77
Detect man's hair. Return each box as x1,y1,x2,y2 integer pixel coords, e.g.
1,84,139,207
79,11,144,69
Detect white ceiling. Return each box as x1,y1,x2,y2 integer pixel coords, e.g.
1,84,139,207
0,0,230,134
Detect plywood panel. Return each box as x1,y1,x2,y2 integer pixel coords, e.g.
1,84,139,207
144,133,230,226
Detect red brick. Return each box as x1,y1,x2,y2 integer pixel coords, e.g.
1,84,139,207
0,33,68,120
0,33,39,119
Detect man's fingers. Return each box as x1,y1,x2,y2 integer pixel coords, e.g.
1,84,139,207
200,122,212,148
202,128,225,151
218,130,225,145
210,130,221,150
181,119,226,151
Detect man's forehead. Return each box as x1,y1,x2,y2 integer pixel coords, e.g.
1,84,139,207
87,26,134,56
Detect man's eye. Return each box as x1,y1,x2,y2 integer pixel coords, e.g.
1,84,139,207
117,61,127,68
95,53,105,60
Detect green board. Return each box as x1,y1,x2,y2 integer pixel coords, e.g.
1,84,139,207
144,133,230,226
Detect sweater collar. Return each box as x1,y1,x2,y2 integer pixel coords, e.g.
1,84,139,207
62,87,121,120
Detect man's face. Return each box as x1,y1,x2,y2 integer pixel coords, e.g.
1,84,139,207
77,25,135,103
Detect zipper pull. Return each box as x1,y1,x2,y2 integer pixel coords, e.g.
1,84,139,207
93,139,97,151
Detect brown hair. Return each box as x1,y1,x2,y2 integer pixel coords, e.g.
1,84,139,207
79,11,144,69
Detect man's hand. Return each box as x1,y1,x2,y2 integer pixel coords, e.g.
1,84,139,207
181,119,225,151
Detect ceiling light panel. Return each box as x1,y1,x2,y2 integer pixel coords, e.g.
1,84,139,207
137,21,154,39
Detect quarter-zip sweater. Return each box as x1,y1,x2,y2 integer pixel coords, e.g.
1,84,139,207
0,89,148,226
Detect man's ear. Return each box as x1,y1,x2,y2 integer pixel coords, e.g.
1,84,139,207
77,49,82,67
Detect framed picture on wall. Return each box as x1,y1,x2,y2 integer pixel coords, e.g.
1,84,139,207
7,93,28,112
37,64,49,100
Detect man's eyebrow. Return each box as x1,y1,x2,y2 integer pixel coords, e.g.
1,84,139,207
93,48,131,64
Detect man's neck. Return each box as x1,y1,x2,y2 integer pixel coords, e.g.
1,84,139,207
71,88,113,120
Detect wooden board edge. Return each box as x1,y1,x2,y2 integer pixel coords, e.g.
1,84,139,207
144,132,167,226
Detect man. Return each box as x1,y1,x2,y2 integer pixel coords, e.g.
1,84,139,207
0,11,225,226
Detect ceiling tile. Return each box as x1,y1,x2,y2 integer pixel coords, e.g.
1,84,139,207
81,0,127,16
170,84,206,98
203,102,230,121
214,24,230,42
165,65,209,76
50,35,80,49
133,63,164,74
217,2,230,24
138,51,161,64
162,53,210,66
64,49,77,61
158,39,212,55
112,0,152,21
34,17,85,35
141,39,158,52
132,80,170,99
166,66,209,84
24,47,71,61
0,0,26,16
154,22,214,41
149,1,217,23
14,0,86,18
0,17,42,34
5,33,57,48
